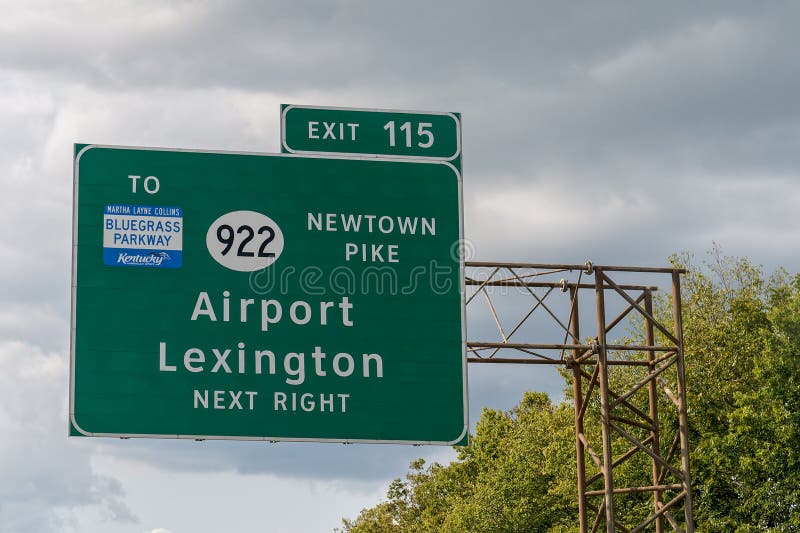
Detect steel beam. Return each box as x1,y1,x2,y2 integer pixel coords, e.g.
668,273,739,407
464,263,695,532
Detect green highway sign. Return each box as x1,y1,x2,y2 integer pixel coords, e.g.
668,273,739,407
281,104,461,160
71,144,467,444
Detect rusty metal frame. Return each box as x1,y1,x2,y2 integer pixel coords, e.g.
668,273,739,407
465,262,694,533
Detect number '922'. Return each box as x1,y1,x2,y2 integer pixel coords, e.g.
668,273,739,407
206,211,285,272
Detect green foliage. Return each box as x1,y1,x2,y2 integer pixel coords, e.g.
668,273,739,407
675,250,800,531
341,249,800,532
340,393,577,533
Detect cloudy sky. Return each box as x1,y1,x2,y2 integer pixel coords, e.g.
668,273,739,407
2,1,800,531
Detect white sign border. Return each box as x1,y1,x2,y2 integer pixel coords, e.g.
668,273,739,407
70,143,468,446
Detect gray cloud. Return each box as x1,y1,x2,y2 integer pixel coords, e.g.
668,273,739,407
2,1,800,530
0,341,135,532
5,2,800,185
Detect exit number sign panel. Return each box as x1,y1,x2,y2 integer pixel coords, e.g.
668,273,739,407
281,104,461,160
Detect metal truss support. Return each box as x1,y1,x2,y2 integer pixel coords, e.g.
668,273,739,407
465,262,695,533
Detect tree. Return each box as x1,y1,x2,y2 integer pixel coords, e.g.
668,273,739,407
676,251,800,530
340,393,577,532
